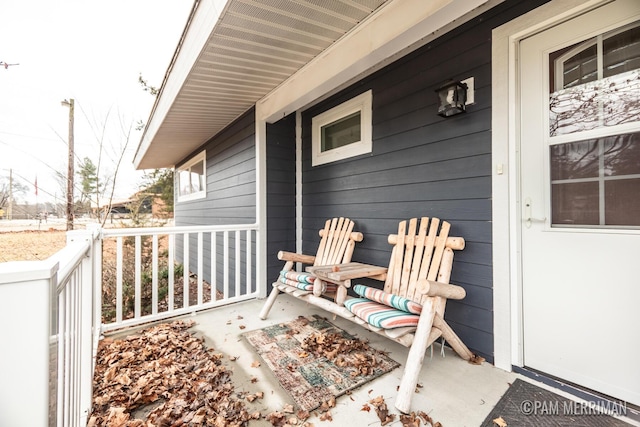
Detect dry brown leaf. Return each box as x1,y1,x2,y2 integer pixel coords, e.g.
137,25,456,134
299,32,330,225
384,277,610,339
319,410,333,421
469,354,486,365
266,410,286,426
361,403,371,412
368,395,396,426
399,412,421,427
493,416,507,427
251,360,261,368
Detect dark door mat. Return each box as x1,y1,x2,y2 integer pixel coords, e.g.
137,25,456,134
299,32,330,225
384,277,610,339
481,379,631,426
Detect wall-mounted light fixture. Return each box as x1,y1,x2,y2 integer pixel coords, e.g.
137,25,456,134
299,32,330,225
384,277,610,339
436,80,468,117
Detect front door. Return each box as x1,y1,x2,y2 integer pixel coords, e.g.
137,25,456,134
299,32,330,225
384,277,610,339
520,0,640,405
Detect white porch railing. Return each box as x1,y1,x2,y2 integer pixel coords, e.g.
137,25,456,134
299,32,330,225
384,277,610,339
0,222,261,426
0,227,98,427
100,223,260,332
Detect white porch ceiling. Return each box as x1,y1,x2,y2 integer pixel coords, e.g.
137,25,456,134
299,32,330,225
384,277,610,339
135,0,499,170
135,0,391,169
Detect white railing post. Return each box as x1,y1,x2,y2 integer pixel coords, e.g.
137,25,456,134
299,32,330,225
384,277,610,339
67,226,99,426
0,260,58,427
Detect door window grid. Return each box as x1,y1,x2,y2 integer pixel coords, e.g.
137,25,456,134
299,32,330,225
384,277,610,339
550,133,640,228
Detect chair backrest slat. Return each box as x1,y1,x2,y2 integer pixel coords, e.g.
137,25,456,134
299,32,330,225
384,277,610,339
323,217,343,265
315,217,362,267
315,219,333,266
386,219,407,294
427,220,449,281
407,218,429,293
334,220,355,264
399,218,418,296
384,217,462,304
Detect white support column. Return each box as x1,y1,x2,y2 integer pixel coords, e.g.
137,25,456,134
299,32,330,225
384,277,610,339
255,107,268,298
295,111,303,271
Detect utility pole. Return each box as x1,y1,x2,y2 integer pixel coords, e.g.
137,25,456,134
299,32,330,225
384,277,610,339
61,99,75,230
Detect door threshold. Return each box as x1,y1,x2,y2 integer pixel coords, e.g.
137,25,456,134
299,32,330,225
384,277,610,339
513,366,640,424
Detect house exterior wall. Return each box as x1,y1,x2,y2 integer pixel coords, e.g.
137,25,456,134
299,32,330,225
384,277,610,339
175,108,257,227
173,107,297,290
300,0,549,361
170,0,551,361
174,108,257,294
266,114,297,281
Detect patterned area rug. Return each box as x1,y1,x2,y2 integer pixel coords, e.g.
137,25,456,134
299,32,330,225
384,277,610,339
244,315,399,412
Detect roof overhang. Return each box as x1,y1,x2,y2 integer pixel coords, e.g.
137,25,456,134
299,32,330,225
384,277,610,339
134,0,501,170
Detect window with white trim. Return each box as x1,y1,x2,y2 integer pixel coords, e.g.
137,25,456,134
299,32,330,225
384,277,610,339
177,151,206,202
312,90,372,166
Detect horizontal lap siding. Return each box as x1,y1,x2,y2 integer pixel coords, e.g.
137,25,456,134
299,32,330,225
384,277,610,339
301,0,549,361
174,108,257,295
266,114,296,282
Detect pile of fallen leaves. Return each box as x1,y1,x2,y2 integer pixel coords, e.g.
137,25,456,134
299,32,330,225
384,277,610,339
364,396,443,427
88,320,260,427
88,319,444,427
301,331,384,377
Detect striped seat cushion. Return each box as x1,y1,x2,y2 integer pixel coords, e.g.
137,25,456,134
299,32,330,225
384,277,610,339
344,298,420,329
278,271,337,293
352,284,422,314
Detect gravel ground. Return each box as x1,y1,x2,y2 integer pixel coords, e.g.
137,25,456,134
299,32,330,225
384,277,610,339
0,229,68,262
0,218,95,262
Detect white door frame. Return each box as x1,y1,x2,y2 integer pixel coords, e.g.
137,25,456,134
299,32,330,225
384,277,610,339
490,0,611,371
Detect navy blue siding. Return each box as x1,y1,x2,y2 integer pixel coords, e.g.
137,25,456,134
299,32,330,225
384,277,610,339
300,0,550,361
174,108,257,296
266,114,297,282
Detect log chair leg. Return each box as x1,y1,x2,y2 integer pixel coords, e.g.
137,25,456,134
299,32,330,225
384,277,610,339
259,284,280,320
335,284,347,306
395,299,436,414
433,315,473,360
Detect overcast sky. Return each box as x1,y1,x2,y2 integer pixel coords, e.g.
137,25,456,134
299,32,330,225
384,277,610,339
0,0,192,205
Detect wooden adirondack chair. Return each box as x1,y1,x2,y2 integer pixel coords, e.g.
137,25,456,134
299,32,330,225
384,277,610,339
390,217,474,412
334,217,475,413
258,217,363,320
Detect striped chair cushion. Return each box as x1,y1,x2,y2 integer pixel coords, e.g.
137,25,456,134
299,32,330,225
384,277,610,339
278,271,338,293
353,284,422,314
280,270,315,284
344,298,420,329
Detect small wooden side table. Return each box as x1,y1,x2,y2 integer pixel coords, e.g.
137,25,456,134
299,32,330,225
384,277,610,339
306,262,388,306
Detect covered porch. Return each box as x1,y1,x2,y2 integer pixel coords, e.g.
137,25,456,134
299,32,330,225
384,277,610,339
2,223,635,426
0,223,515,425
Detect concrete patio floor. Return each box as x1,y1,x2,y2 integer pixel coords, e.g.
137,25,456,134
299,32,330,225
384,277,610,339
187,293,518,426
103,292,640,426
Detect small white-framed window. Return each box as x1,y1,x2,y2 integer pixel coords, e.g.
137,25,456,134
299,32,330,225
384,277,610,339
177,151,206,202
312,90,372,166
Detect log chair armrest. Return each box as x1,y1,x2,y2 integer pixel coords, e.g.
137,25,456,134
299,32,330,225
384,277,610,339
417,278,466,300
277,251,316,265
